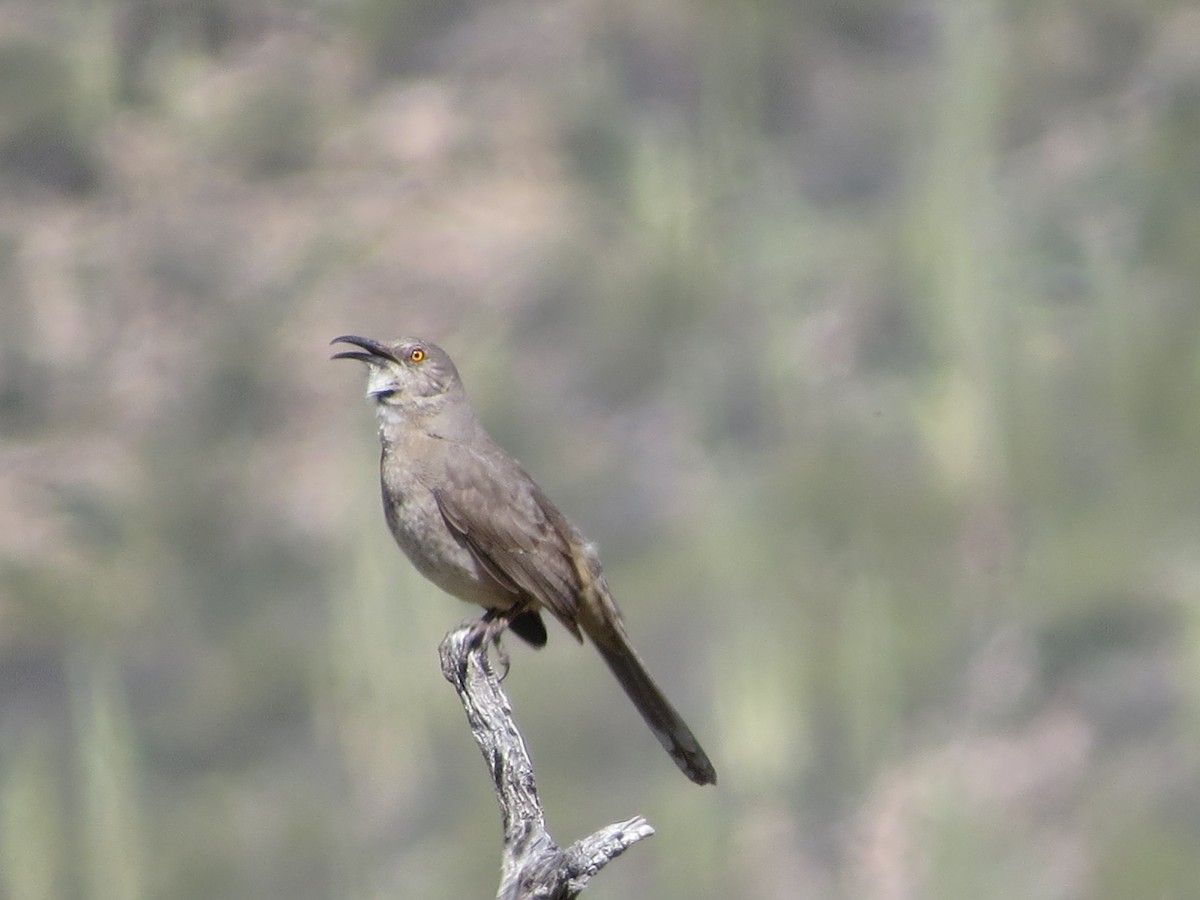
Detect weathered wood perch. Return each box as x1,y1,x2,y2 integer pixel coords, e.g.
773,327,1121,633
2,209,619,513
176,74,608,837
438,625,655,899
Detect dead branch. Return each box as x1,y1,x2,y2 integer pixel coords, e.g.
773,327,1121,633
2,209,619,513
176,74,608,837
438,626,655,899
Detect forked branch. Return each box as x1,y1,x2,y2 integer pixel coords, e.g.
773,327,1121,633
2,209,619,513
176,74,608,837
438,626,654,899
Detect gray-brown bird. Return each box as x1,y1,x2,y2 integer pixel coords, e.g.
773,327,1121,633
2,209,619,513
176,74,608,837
332,335,717,785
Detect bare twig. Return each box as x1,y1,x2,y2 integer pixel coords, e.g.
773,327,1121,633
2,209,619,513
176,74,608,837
438,626,655,899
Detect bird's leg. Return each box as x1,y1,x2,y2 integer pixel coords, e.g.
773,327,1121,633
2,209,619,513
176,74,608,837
466,608,507,646
466,609,511,680
490,632,511,681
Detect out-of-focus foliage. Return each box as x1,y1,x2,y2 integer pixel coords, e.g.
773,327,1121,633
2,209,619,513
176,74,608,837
1,1,1198,898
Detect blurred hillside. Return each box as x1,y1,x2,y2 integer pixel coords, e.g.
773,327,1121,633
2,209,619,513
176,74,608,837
2,1,1199,898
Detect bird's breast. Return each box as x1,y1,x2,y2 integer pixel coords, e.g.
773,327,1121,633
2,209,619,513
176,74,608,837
379,453,511,610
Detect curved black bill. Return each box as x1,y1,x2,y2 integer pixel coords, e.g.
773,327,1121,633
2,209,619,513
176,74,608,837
330,335,400,364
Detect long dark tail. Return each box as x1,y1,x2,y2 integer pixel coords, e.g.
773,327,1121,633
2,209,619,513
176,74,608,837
591,633,717,785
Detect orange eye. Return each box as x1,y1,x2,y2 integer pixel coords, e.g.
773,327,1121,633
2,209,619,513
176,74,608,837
409,347,426,363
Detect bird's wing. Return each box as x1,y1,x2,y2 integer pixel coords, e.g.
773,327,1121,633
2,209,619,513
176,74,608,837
432,443,584,640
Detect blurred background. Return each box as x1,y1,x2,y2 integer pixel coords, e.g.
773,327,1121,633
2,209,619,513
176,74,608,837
2,0,1199,898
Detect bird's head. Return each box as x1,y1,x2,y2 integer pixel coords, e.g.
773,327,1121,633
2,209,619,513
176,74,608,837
331,335,465,415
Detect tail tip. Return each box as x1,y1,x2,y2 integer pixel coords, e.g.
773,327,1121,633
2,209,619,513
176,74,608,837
678,753,718,786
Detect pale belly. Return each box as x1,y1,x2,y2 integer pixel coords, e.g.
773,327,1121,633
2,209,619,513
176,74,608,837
381,481,514,611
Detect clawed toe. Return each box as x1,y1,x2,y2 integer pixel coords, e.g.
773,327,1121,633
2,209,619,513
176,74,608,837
464,613,512,679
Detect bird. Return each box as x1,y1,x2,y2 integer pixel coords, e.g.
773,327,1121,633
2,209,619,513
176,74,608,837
332,334,717,785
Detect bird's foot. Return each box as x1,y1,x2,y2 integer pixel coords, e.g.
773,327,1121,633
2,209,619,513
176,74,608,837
465,612,511,680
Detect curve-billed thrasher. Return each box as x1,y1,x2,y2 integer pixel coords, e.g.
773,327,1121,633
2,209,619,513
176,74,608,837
332,335,716,786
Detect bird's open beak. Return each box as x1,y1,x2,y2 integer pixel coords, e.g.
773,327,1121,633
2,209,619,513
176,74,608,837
330,335,400,365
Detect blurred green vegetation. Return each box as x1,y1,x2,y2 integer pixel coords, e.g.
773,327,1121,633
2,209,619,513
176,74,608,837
1,1,1199,898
